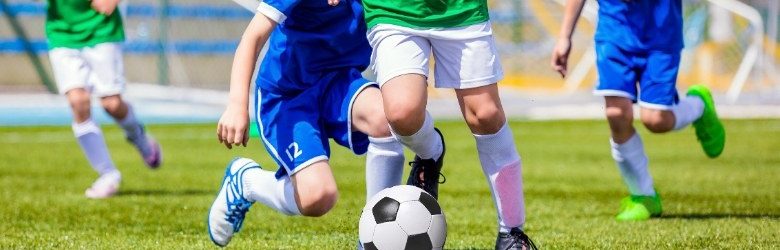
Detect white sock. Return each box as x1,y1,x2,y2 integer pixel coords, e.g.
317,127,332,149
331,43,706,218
611,133,655,196
72,119,117,175
365,136,405,201
117,105,151,156
474,123,526,233
392,112,443,160
671,95,705,130
242,167,301,216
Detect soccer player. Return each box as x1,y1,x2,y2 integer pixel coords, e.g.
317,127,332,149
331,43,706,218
350,0,538,248
206,0,405,246
551,0,726,221
46,0,162,199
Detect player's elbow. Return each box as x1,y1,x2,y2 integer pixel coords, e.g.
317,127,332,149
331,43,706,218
298,187,339,217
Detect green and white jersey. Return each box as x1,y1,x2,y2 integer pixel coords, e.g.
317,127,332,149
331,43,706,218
45,0,125,49
362,0,489,29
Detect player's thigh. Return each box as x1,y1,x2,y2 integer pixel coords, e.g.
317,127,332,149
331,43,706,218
322,70,383,154
594,42,639,101
49,47,91,95
429,22,503,89
256,87,330,177
367,25,432,87
351,86,391,138
83,42,125,97
454,84,506,134
637,50,681,110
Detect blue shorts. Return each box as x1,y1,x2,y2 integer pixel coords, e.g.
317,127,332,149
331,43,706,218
254,69,375,178
594,42,681,110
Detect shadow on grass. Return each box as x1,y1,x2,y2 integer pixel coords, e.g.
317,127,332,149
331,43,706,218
659,213,780,220
117,189,212,197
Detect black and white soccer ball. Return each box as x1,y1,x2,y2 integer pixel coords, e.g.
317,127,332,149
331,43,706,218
359,185,446,250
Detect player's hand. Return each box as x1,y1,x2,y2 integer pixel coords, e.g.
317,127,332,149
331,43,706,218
91,0,120,16
327,0,339,6
217,103,250,149
551,38,572,78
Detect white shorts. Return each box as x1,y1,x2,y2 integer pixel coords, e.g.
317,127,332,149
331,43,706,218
48,42,125,97
367,21,504,89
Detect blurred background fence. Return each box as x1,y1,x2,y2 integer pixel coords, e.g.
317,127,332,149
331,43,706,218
0,0,778,120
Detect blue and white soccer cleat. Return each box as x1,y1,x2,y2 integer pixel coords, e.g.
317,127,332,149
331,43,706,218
207,158,261,247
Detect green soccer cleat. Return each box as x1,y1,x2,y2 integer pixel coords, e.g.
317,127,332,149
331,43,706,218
616,194,663,221
686,85,726,158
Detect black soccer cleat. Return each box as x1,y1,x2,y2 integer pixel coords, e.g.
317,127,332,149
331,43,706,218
495,228,537,250
406,128,446,199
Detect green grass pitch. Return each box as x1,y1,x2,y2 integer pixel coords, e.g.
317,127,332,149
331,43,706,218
1,120,778,249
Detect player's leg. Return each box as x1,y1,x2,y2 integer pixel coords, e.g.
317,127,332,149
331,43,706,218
638,50,724,157
68,89,122,199
350,85,404,200
594,43,660,221
233,158,338,217
50,47,121,199
637,49,694,134
606,98,663,221
208,87,335,246
605,96,656,194
455,84,527,232
207,157,298,247
86,42,162,168
429,22,535,248
368,26,444,198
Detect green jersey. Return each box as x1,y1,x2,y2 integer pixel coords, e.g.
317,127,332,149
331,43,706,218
45,0,125,49
362,0,489,29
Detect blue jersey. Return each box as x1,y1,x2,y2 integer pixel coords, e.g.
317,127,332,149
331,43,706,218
255,0,371,94
594,0,683,52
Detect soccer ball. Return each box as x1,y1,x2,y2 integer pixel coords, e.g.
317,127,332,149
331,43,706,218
359,185,447,250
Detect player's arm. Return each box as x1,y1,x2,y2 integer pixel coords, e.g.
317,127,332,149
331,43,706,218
551,0,586,78
217,13,277,149
91,0,120,15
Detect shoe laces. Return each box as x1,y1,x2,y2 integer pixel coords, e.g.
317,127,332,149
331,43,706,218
504,228,538,250
224,168,253,232
408,160,446,186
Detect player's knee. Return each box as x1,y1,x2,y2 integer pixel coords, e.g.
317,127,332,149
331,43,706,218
361,109,392,138
385,103,423,135
605,106,632,122
67,93,91,111
298,187,338,217
100,96,124,114
66,90,91,118
366,118,392,138
465,104,505,134
641,116,671,133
